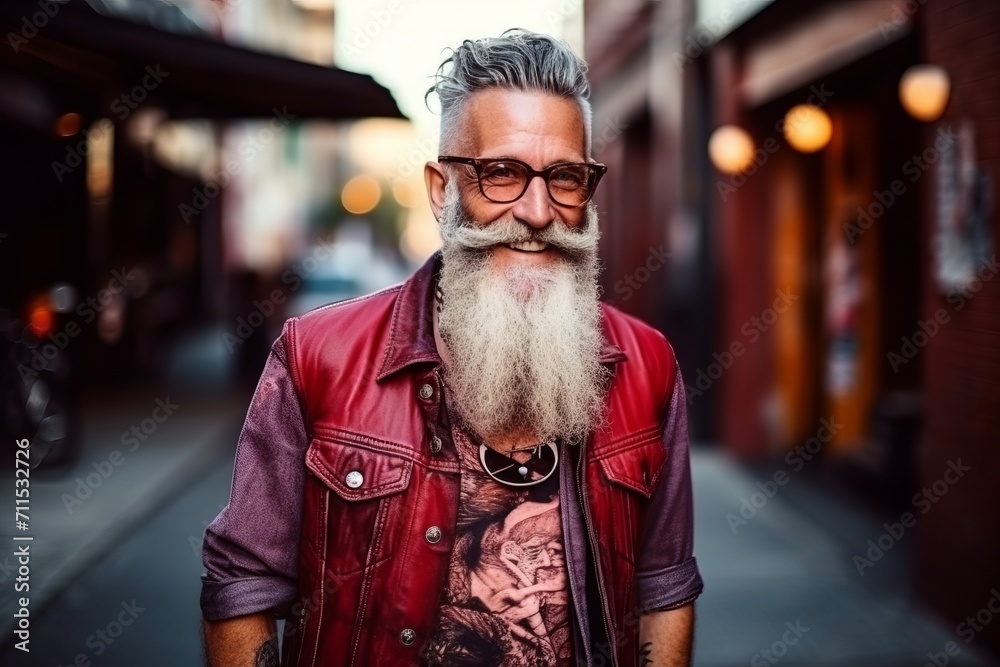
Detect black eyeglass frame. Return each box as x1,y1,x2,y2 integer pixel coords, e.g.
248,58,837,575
438,155,608,207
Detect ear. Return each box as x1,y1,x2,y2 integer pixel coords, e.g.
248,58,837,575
424,161,448,221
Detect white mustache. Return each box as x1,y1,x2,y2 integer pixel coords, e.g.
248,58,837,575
442,204,600,259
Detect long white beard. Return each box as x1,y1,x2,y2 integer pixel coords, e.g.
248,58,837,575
437,185,611,445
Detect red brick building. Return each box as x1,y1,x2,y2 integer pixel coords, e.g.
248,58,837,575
587,0,999,655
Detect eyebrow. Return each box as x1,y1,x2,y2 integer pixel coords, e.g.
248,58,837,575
480,155,586,167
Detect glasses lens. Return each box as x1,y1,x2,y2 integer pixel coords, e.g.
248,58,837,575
547,165,594,206
480,160,529,203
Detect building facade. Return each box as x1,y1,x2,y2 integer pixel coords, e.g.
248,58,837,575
586,0,999,655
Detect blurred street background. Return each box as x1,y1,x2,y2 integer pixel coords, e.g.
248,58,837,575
0,0,998,665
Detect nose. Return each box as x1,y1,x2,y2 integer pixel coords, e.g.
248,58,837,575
510,174,555,230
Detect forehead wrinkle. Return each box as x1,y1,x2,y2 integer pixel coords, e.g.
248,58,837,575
457,89,585,162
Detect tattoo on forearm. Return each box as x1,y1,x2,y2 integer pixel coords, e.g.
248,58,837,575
255,638,278,667
639,641,653,666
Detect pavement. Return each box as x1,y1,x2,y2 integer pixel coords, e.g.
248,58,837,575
690,448,997,666
1,401,997,666
0,385,248,652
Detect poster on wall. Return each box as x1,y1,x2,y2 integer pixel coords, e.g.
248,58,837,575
934,118,995,292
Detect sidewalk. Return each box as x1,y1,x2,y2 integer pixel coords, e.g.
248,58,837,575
0,386,248,639
690,447,997,666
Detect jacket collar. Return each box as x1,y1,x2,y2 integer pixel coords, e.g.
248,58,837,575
376,250,626,381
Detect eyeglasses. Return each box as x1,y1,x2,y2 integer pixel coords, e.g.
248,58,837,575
438,156,607,207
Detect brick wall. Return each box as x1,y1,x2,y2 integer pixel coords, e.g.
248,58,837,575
917,0,1000,657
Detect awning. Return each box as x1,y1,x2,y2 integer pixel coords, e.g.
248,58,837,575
0,0,405,124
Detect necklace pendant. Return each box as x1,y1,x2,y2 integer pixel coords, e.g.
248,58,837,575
478,441,559,487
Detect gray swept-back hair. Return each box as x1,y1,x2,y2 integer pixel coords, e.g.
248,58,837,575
426,28,593,156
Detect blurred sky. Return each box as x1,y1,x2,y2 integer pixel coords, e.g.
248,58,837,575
333,0,583,134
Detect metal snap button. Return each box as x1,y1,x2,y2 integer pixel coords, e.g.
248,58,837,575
429,435,442,454
345,470,364,489
399,628,416,645
418,383,434,399
425,526,442,544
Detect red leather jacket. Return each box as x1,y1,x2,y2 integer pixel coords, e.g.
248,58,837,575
201,251,702,667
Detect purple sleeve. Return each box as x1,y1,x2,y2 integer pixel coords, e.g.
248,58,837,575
634,363,704,612
200,329,307,621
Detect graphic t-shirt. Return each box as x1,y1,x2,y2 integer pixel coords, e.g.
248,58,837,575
423,421,573,667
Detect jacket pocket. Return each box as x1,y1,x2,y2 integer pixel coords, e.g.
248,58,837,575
592,426,666,499
304,434,414,576
587,426,666,572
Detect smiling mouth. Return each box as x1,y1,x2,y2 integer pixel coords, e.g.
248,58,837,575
506,241,550,253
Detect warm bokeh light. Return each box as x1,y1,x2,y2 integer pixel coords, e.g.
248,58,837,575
127,107,166,146
341,174,382,214
87,119,115,200
783,104,832,153
708,125,756,174
899,64,951,122
392,179,424,208
27,299,54,338
55,112,84,137
152,120,216,179
401,206,442,264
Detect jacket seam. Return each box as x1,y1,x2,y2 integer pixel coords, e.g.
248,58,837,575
307,486,328,667
348,497,392,666
310,427,461,472
377,281,407,379
589,425,662,460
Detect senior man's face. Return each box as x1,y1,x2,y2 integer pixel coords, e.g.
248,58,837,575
427,89,610,446
447,88,591,273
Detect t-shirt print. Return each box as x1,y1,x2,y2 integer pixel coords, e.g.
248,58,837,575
424,424,573,667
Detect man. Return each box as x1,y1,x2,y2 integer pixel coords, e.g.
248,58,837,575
201,29,703,667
